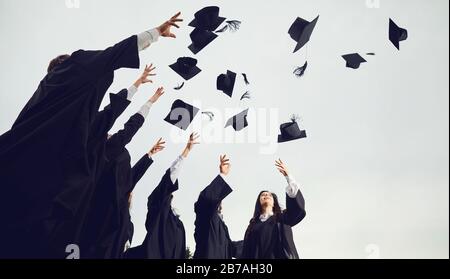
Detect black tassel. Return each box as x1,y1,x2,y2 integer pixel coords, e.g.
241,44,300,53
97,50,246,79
242,73,250,85
216,25,228,33
174,82,185,91
202,111,215,121
293,61,308,78
216,20,242,33
290,114,301,123
366,53,376,56
240,91,251,101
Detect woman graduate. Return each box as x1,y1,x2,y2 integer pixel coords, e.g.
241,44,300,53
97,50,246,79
125,133,200,259
242,159,306,259
80,84,166,259
193,155,243,259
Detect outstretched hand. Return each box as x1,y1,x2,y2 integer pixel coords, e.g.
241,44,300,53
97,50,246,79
182,132,200,158
275,159,289,177
149,86,165,104
134,64,156,88
157,12,183,38
219,155,231,176
148,138,166,157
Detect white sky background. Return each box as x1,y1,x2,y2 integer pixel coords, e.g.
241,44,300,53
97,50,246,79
0,0,448,259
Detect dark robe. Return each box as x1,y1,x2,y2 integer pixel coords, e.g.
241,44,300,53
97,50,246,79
80,113,153,258
193,175,243,259
125,170,186,259
43,89,132,258
0,35,140,258
242,191,306,259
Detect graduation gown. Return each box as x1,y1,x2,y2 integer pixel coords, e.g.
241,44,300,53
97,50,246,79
125,170,186,259
80,113,151,258
193,175,243,259
45,89,133,258
242,191,306,259
0,35,140,258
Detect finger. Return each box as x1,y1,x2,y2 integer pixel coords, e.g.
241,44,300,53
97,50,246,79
168,33,176,38
220,155,224,161
170,22,180,29
171,12,182,20
149,67,156,72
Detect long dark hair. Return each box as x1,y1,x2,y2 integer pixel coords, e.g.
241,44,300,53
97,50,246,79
244,191,283,238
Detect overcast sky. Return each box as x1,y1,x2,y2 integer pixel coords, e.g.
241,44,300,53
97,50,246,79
0,0,448,259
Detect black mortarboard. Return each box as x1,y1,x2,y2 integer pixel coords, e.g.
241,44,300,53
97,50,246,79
288,15,319,53
217,70,237,98
189,6,226,32
278,117,307,143
225,109,249,131
169,57,202,80
389,18,408,50
342,53,367,69
164,99,200,130
188,28,218,54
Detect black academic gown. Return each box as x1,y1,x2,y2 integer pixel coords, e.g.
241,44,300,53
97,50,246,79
125,170,186,259
0,34,140,258
193,175,243,259
45,89,132,258
80,113,153,258
242,191,306,259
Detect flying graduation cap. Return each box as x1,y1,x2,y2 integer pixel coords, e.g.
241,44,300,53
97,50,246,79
217,70,237,98
188,28,219,54
342,53,367,69
225,108,249,131
189,6,226,32
164,99,200,130
389,18,408,50
288,15,319,53
169,57,202,80
278,115,307,143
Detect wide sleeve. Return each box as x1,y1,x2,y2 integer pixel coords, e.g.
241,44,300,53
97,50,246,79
282,189,306,227
130,154,154,190
88,89,130,142
145,169,179,232
195,175,232,217
70,35,140,80
105,113,145,161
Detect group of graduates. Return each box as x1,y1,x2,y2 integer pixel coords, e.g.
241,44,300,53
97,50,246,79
0,12,306,259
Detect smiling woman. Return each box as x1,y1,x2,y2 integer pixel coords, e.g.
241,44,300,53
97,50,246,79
242,159,307,259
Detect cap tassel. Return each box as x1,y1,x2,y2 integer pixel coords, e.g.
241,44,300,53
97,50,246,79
216,20,242,33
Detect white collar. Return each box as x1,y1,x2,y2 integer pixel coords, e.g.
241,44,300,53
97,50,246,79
259,212,274,222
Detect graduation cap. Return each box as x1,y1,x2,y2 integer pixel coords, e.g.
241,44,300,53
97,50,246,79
189,6,226,32
342,53,367,69
188,28,218,54
225,109,249,131
288,15,319,53
169,57,202,80
217,70,237,98
164,99,200,130
389,18,408,50
278,116,307,143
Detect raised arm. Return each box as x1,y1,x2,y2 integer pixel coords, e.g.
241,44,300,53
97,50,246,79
131,138,166,188
275,159,306,226
195,155,232,216
71,12,183,78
